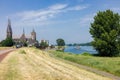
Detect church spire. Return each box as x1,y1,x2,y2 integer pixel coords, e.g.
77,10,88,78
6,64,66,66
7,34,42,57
31,28,36,41
7,18,12,38
33,28,35,32
20,28,26,42
23,28,25,34
8,18,11,26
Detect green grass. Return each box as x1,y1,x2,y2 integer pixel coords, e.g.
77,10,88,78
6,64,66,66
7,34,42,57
49,50,120,77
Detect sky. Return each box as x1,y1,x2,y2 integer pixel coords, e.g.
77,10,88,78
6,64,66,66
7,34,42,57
0,0,120,44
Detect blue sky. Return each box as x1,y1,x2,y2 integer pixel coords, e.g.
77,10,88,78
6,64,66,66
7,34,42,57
0,0,120,44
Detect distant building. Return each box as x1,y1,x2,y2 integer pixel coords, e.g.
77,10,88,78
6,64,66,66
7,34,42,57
40,40,49,45
6,19,37,46
31,29,36,41
6,19,12,38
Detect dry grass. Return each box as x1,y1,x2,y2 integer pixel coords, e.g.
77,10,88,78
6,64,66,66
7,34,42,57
0,48,112,80
0,47,12,50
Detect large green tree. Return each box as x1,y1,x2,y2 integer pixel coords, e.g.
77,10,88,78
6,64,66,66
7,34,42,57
90,10,120,57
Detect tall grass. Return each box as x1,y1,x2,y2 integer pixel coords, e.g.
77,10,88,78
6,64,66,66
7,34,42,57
19,50,26,54
5,54,22,80
50,50,120,77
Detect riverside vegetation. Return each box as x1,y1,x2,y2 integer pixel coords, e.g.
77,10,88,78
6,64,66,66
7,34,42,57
50,50,120,77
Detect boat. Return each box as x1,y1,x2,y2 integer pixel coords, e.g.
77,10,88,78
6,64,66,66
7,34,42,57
75,46,80,49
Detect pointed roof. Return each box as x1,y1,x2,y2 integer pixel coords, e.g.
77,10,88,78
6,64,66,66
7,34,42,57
31,28,36,34
7,18,12,33
32,28,35,32
23,28,25,34
8,18,11,25
20,28,26,40
33,29,35,32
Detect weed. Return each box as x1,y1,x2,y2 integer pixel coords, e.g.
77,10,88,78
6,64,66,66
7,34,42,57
19,50,26,54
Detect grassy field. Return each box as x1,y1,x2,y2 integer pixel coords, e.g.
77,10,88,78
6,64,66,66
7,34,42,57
0,48,112,80
50,50,120,77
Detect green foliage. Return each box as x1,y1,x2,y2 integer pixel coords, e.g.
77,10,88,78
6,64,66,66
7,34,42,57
50,50,120,76
67,42,91,46
23,42,28,47
81,52,92,56
40,41,48,49
1,37,14,47
56,38,65,46
90,10,120,57
79,42,92,46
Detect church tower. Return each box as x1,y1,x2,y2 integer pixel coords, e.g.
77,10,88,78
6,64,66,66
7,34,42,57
31,29,36,41
7,19,12,38
20,28,26,42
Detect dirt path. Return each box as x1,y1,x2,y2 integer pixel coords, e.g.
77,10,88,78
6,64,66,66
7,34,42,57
0,48,114,80
0,49,15,62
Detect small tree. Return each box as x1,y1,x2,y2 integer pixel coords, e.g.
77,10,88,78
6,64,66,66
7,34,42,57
56,38,65,46
40,41,48,49
90,10,120,57
56,38,65,51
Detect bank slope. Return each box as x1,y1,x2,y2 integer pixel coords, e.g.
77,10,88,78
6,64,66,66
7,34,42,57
0,48,112,80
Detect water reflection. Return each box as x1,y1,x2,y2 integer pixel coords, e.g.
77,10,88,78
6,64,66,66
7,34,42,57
64,46,97,54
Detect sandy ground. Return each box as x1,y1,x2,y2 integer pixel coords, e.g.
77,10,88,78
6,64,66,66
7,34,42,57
0,48,113,80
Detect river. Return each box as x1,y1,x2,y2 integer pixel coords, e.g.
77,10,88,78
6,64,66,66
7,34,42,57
64,46,97,54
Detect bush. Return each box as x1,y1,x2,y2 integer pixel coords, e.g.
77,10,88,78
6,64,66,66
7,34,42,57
81,52,92,56
40,41,48,49
1,37,14,47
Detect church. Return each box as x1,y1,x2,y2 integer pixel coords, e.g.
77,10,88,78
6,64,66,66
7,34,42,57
6,19,37,46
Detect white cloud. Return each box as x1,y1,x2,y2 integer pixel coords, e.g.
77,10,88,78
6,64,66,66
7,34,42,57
14,4,68,21
79,13,95,27
49,4,68,10
67,5,88,11
11,4,89,27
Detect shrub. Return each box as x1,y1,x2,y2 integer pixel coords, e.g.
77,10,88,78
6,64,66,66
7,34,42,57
81,52,92,56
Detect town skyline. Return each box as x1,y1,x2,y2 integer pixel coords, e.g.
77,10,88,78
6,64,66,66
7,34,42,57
0,0,120,44
6,18,37,47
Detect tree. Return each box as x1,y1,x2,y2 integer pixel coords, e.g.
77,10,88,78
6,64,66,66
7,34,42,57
40,41,48,49
56,38,65,46
90,10,120,57
56,38,65,51
1,37,14,47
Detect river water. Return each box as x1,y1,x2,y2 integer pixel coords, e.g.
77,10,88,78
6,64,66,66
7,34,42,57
64,46,97,54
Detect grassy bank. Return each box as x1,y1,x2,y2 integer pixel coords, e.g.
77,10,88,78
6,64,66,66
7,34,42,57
0,48,112,80
50,50,120,77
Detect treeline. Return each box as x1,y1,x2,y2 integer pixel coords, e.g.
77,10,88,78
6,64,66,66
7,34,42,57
66,42,91,46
